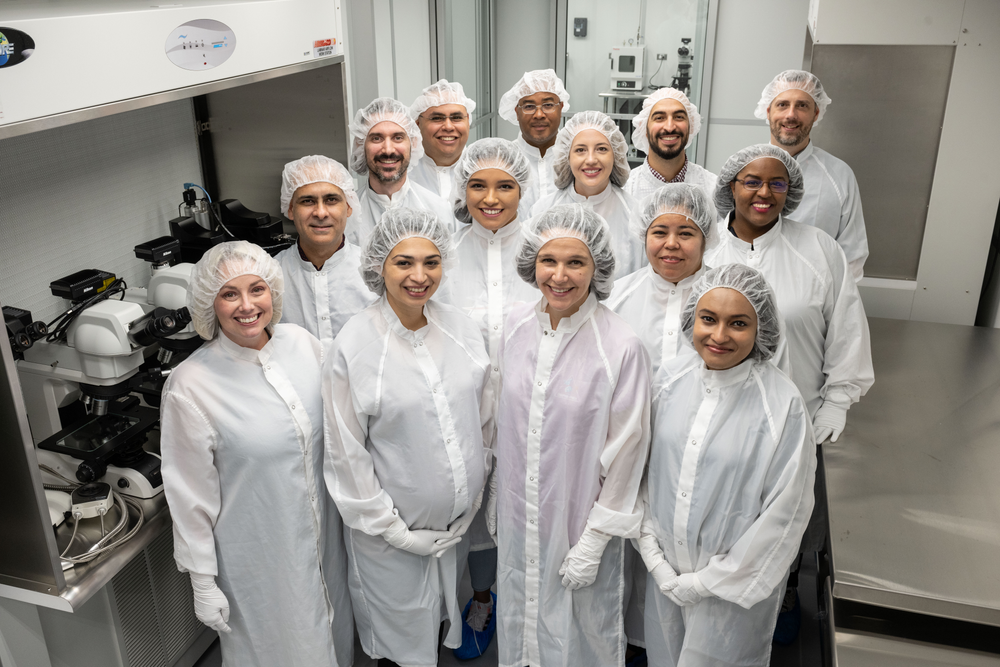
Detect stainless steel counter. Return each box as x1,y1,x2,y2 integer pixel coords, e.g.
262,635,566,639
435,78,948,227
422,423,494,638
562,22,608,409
825,317,1000,628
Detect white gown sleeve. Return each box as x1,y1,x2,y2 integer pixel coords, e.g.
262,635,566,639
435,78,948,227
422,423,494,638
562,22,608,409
160,391,222,576
694,385,817,608
838,172,868,283
586,337,651,539
820,242,874,410
321,340,399,536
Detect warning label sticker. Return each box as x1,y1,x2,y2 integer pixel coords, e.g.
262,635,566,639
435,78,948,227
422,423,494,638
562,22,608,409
313,38,336,58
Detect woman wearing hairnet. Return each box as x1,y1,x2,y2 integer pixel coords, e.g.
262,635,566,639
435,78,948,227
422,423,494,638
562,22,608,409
706,144,873,637
322,208,492,667
491,203,651,667
639,264,816,667
531,110,642,276
160,241,353,667
442,137,540,658
608,183,718,377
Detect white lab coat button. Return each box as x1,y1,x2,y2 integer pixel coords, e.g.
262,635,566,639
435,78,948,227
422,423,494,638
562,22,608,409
670,289,676,295
678,540,684,546
266,365,271,370
493,282,498,286
532,429,536,434
706,389,711,394
446,438,451,443
667,330,673,336
494,325,499,330
291,404,296,409
691,440,697,445
490,240,494,245
529,476,534,481
681,492,687,497
493,367,499,372
321,315,328,320
537,381,542,386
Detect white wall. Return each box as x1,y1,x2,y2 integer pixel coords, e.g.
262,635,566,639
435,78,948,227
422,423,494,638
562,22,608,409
702,0,809,173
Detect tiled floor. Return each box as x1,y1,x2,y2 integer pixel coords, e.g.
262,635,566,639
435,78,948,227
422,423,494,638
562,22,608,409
195,558,823,666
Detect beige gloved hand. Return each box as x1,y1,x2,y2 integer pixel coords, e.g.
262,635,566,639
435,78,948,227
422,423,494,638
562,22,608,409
813,402,848,443
635,533,679,595
559,528,612,590
665,572,710,606
190,572,232,633
485,467,499,544
383,516,455,557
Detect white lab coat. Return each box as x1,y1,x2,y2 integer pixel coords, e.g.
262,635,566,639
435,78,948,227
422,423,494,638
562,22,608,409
322,297,492,666
641,355,816,667
441,217,541,551
531,184,642,278
348,178,457,246
624,159,719,204
706,215,873,420
160,325,352,667
275,241,376,344
514,134,557,213
409,156,459,200
495,293,651,667
608,264,708,377
785,142,869,282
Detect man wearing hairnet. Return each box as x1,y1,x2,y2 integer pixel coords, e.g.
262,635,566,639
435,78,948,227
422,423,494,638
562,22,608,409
625,88,718,203
410,79,476,199
758,70,868,281
348,97,456,245
275,155,375,344
498,69,571,212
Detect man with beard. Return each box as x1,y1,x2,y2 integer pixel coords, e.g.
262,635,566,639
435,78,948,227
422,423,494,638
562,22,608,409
624,88,718,203
347,97,455,245
498,69,571,212
757,70,868,281
410,80,476,199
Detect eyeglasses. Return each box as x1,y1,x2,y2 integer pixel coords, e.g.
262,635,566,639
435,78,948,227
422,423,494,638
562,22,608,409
735,177,789,193
517,102,561,114
420,112,468,124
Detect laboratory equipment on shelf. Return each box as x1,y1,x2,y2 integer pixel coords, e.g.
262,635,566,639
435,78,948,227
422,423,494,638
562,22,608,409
671,38,694,94
18,240,200,503
168,184,294,263
611,45,645,91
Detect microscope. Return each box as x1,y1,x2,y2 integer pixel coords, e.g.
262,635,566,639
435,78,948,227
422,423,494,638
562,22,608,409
671,38,694,95
16,237,201,501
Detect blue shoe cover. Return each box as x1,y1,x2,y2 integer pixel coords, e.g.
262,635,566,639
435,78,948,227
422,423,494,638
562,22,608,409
453,592,497,660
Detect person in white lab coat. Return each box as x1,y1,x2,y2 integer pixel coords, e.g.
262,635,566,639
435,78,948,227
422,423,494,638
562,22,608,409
322,208,492,667
347,97,455,245
444,137,540,658
639,264,816,667
275,155,375,343
410,79,476,199
498,69,571,212
160,241,353,667
707,143,873,640
757,70,869,281
531,110,642,277
608,183,718,376
625,88,718,203
491,203,651,667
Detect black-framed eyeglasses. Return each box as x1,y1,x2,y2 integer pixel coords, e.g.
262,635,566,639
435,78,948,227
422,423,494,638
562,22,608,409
735,177,789,193
420,112,468,124
518,102,560,114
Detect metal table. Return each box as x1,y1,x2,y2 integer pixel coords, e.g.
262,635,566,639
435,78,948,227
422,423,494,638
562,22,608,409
825,317,1000,663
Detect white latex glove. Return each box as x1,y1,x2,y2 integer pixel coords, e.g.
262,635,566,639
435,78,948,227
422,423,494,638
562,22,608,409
666,572,709,607
634,533,679,594
485,468,498,543
559,528,612,590
448,488,484,540
383,517,455,557
190,572,231,633
813,402,848,443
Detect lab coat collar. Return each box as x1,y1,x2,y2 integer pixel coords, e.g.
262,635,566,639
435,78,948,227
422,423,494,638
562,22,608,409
646,262,706,293
366,177,413,207
725,213,784,251
566,184,613,206
794,141,815,162
378,294,430,341
214,327,273,365
470,216,523,240
699,358,753,389
515,134,544,161
534,291,599,334
293,238,348,274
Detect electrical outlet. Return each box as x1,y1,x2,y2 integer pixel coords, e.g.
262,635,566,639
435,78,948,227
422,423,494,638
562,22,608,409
656,53,668,60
